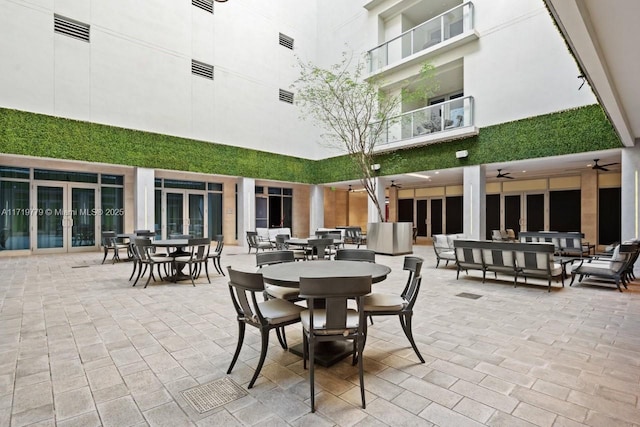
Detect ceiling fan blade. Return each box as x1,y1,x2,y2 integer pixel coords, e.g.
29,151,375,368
599,162,619,167
505,175,515,179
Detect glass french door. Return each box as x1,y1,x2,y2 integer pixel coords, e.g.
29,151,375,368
163,191,205,238
503,193,546,235
415,198,444,238
33,183,98,253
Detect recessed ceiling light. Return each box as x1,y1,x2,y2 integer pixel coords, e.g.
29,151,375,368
522,170,526,173
435,171,439,174
406,173,431,180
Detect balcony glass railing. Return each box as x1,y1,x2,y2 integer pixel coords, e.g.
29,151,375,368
373,96,474,146
368,2,474,73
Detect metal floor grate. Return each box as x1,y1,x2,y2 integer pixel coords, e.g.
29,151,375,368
456,292,482,299
181,377,247,413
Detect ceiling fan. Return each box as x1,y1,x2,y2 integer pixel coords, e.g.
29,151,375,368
389,180,402,188
496,169,514,179
592,158,619,172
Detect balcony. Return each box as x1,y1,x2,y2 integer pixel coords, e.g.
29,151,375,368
368,2,476,74
373,96,477,152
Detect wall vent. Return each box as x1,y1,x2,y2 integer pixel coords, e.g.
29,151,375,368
279,33,294,50
279,89,294,104
192,60,214,80
54,15,90,42
192,0,214,14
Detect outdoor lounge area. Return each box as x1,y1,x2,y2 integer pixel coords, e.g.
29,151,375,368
0,244,639,426
2,0,640,425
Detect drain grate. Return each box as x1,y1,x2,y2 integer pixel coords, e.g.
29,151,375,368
181,377,247,413
456,292,482,299
72,265,89,268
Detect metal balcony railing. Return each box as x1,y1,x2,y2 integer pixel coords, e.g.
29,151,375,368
373,96,474,146
368,2,474,73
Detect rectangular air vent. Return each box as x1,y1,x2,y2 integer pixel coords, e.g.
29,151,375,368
54,15,90,42
279,33,294,50
279,89,294,104
193,0,214,13
192,60,214,80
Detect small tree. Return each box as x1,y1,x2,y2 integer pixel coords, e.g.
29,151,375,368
293,51,437,221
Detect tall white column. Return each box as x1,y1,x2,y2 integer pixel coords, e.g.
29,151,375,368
368,177,386,223
237,178,255,250
463,165,486,240
309,185,324,236
133,167,155,232
621,146,640,242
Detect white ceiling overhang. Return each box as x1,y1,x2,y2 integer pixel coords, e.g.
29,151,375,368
545,0,638,147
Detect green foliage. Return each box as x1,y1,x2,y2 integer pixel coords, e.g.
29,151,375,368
0,104,621,185
0,108,316,183
315,104,622,181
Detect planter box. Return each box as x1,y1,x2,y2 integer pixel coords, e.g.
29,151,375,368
367,222,413,255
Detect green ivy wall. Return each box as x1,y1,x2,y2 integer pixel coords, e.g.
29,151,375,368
0,104,621,184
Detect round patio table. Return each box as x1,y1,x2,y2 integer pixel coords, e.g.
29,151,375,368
261,260,391,366
261,260,390,287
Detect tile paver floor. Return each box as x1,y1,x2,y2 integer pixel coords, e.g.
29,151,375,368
0,244,639,426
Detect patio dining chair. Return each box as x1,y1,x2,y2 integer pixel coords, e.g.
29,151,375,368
362,256,425,363
173,238,211,286
256,250,299,348
207,234,225,276
299,275,371,412
132,238,175,288
101,231,129,264
306,238,333,260
274,234,306,260
335,248,376,263
226,267,304,389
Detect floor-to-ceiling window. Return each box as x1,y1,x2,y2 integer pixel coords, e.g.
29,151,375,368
208,183,223,239
101,174,124,235
0,166,30,251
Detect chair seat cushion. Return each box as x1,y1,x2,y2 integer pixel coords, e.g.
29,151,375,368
363,293,406,312
571,261,618,273
207,251,220,258
573,264,616,275
257,299,304,324
265,284,300,300
173,255,195,262
300,309,360,335
150,256,173,262
439,250,456,260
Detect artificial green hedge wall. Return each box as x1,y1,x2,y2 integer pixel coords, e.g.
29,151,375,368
0,104,621,184
0,108,315,183
316,104,622,182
